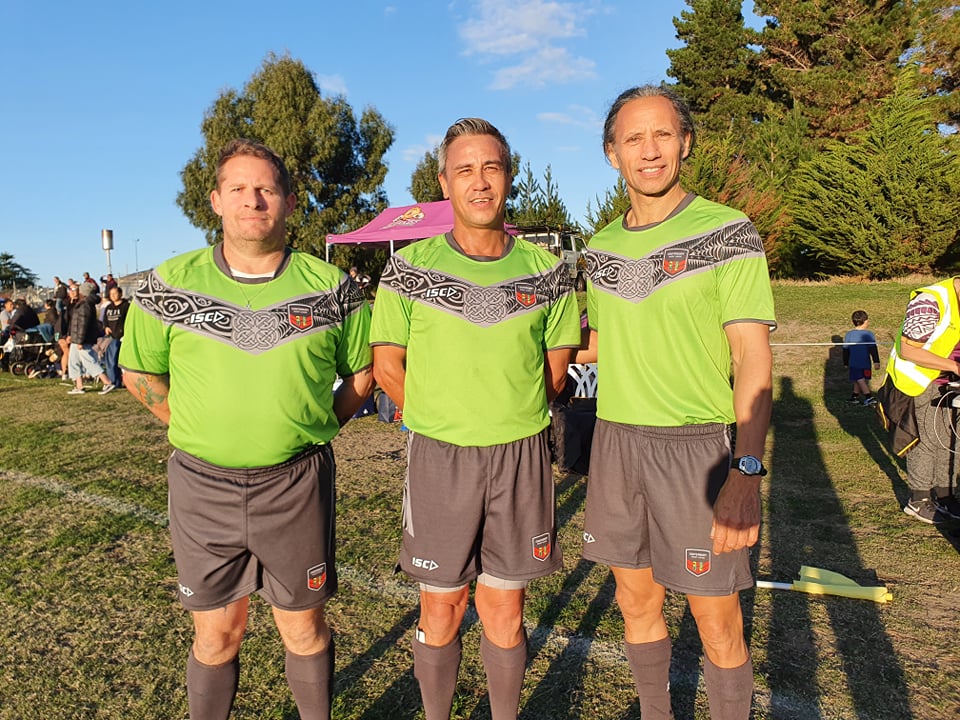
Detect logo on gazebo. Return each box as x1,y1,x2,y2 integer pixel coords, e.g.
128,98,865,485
385,206,426,228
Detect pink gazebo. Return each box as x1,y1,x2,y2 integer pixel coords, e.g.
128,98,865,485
324,201,455,261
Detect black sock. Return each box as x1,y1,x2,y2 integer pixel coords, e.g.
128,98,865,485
624,637,674,720
413,632,462,720
186,648,239,720
285,638,334,720
702,654,753,720
480,631,527,720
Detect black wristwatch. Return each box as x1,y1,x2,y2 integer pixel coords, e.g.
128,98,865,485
732,455,767,476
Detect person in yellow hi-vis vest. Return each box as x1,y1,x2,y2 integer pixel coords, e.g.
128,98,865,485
882,277,960,524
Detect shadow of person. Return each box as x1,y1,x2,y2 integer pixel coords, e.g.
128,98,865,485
767,375,911,719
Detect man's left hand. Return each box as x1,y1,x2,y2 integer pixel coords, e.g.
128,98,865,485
710,471,761,554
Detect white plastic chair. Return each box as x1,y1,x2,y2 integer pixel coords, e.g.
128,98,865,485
566,363,598,398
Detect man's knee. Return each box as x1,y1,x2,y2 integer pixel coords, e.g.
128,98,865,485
419,587,470,646
192,602,249,664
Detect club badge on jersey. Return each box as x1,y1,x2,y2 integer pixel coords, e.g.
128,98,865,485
685,548,711,577
532,533,552,561
307,563,327,591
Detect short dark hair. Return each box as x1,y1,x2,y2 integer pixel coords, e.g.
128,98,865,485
852,310,869,326
216,139,292,196
437,118,512,176
602,84,696,157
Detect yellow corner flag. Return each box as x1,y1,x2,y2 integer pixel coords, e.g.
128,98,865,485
756,565,892,603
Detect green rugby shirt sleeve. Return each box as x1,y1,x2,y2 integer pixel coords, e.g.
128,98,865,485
117,298,170,374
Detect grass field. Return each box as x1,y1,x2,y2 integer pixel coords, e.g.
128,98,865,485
1,279,959,719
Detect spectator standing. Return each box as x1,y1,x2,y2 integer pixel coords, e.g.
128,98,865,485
101,285,129,388
119,138,373,720
67,283,113,395
879,277,960,524
53,276,68,313
843,310,880,405
576,85,775,720
371,118,580,720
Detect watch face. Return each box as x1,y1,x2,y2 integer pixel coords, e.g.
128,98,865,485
738,456,762,474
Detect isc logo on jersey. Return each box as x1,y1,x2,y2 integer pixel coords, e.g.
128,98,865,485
422,287,460,300
187,310,228,325
411,556,439,571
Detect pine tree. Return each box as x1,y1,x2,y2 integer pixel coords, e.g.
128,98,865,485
754,0,916,142
666,0,762,134
910,1,959,130
785,69,960,278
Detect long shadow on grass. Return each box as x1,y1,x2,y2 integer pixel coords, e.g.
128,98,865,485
823,339,960,552
769,376,910,719
341,605,422,720
823,337,909,505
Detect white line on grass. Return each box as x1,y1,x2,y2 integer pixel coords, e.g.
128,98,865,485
0,469,169,527
0,468,822,717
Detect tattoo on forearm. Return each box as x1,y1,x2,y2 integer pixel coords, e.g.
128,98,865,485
135,375,168,408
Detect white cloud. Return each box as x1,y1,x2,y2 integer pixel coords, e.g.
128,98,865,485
401,134,444,163
536,103,601,131
316,74,348,96
457,0,599,90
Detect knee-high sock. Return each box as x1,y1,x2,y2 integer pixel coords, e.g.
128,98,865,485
703,653,754,720
624,637,674,720
480,631,527,720
186,648,239,720
285,637,334,720
412,633,462,720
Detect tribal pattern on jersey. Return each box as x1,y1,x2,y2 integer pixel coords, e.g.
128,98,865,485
587,219,763,302
133,269,364,355
379,254,572,327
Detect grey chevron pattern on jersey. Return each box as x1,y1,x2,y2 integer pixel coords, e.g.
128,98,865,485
379,254,572,328
586,219,764,302
133,270,363,355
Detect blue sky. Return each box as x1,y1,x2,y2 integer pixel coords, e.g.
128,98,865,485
4,0,713,285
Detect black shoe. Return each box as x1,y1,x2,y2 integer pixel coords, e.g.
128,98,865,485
848,395,861,404
931,494,960,520
903,497,948,524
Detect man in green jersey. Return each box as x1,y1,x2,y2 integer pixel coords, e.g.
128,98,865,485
119,139,373,720
370,118,581,720
576,86,775,720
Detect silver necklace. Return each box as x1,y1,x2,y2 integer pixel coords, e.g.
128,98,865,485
229,268,277,309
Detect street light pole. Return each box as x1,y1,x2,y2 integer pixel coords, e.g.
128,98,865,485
135,238,140,275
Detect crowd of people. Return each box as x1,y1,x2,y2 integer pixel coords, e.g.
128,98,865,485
0,272,129,394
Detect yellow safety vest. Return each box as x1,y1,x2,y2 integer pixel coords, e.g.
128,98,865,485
885,278,960,397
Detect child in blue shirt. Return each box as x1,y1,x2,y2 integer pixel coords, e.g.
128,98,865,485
843,309,881,405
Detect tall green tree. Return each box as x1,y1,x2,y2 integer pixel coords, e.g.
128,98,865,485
682,133,791,273
911,1,959,130
177,54,394,257
666,0,762,135
508,162,578,230
409,149,443,203
584,176,630,238
784,69,960,278
754,0,917,142
0,253,38,289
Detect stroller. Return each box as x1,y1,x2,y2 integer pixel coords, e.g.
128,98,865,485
0,326,61,378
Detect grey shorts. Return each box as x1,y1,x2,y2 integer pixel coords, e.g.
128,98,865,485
582,420,753,596
168,444,337,611
400,429,562,588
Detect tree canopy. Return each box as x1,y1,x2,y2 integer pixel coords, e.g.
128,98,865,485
177,54,394,257
784,70,960,278
409,149,444,203
0,253,38,290
509,162,579,230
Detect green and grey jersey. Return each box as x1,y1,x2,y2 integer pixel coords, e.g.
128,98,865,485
586,195,776,427
370,233,581,447
119,244,371,468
